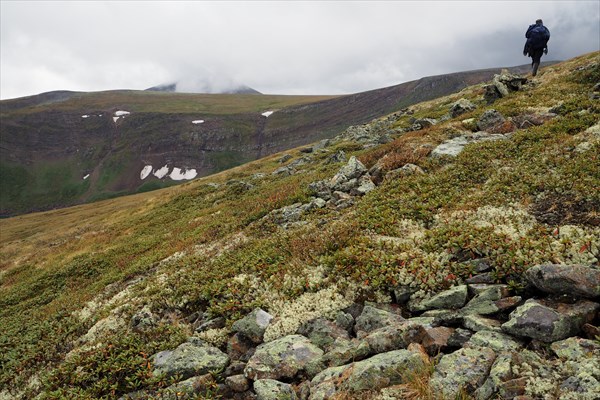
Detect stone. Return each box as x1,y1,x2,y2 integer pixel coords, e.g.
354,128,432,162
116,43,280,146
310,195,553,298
227,332,255,362
475,353,523,400
477,109,506,132
254,379,298,400
309,349,427,399
159,374,216,400
307,180,331,201
362,323,426,354
461,285,521,315
318,337,370,368
449,99,476,118
409,285,468,312
412,118,437,130
328,150,347,164
493,75,510,97
152,342,229,380
501,298,600,342
430,347,497,399
393,285,416,304
465,272,496,284
511,113,557,129
278,154,293,163
465,330,523,352
335,311,354,332
463,314,503,332
447,328,473,348
430,132,507,158
297,318,350,351
353,305,405,336
232,308,274,344
244,335,324,380
551,337,600,360
351,175,376,196
525,264,600,299
421,309,462,325
226,374,250,393
421,326,455,355
385,163,425,181
333,156,367,182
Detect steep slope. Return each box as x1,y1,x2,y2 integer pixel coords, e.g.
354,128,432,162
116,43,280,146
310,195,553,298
0,63,552,217
0,52,597,399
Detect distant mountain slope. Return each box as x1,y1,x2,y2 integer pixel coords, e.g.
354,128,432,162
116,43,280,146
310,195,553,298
0,62,555,216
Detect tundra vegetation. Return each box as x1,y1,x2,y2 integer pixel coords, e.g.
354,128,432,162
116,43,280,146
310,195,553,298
0,52,598,399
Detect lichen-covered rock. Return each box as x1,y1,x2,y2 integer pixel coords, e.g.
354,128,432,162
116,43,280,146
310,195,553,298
477,109,507,132
318,337,370,369
551,337,600,399
309,349,427,399
332,156,367,182
465,330,523,352
430,347,497,398
227,332,255,361
450,98,476,118
158,374,217,400
232,308,274,344
463,314,503,332
474,353,524,400
409,285,468,312
525,264,600,299
430,132,507,158
152,342,229,380
297,318,350,351
225,374,250,393
254,379,298,400
501,298,600,342
362,323,426,354
461,284,521,315
244,335,324,380
353,305,405,337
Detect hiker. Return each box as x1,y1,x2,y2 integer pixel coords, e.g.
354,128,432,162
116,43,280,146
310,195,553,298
523,19,550,76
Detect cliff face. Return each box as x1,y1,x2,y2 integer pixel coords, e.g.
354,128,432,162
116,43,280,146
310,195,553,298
0,63,553,216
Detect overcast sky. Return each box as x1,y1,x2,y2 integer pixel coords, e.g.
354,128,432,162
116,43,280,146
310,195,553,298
1,1,599,100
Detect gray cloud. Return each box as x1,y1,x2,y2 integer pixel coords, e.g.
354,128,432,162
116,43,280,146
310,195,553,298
1,1,598,99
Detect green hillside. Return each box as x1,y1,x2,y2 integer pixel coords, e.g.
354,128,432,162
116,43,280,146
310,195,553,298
0,52,598,399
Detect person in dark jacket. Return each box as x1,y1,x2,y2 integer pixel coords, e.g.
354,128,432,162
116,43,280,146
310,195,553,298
524,19,550,76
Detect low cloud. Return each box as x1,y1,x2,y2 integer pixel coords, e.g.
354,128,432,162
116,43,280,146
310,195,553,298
1,1,598,99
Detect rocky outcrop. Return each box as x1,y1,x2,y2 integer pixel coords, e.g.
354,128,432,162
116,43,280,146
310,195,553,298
143,259,600,399
484,72,528,104
152,342,229,380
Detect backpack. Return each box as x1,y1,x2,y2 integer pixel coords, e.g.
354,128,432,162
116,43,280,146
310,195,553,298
526,24,550,50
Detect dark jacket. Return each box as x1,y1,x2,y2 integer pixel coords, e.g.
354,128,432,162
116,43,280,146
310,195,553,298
524,23,550,54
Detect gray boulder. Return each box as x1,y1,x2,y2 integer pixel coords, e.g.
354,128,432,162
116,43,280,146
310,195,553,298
465,330,523,352
409,285,468,312
297,318,350,351
244,334,324,380
152,342,229,380
354,305,405,337
450,99,476,118
525,264,600,299
232,308,274,344
477,109,506,132
309,348,427,399
254,379,298,400
430,132,507,158
501,298,600,342
430,347,497,398
362,323,426,354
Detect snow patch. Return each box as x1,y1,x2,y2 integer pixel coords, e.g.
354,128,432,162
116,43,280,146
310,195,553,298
140,165,153,180
83,174,90,180
192,120,205,124
261,111,274,117
82,115,89,118
153,165,169,179
114,110,130,117
113,117,120,123
169,167,197,181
